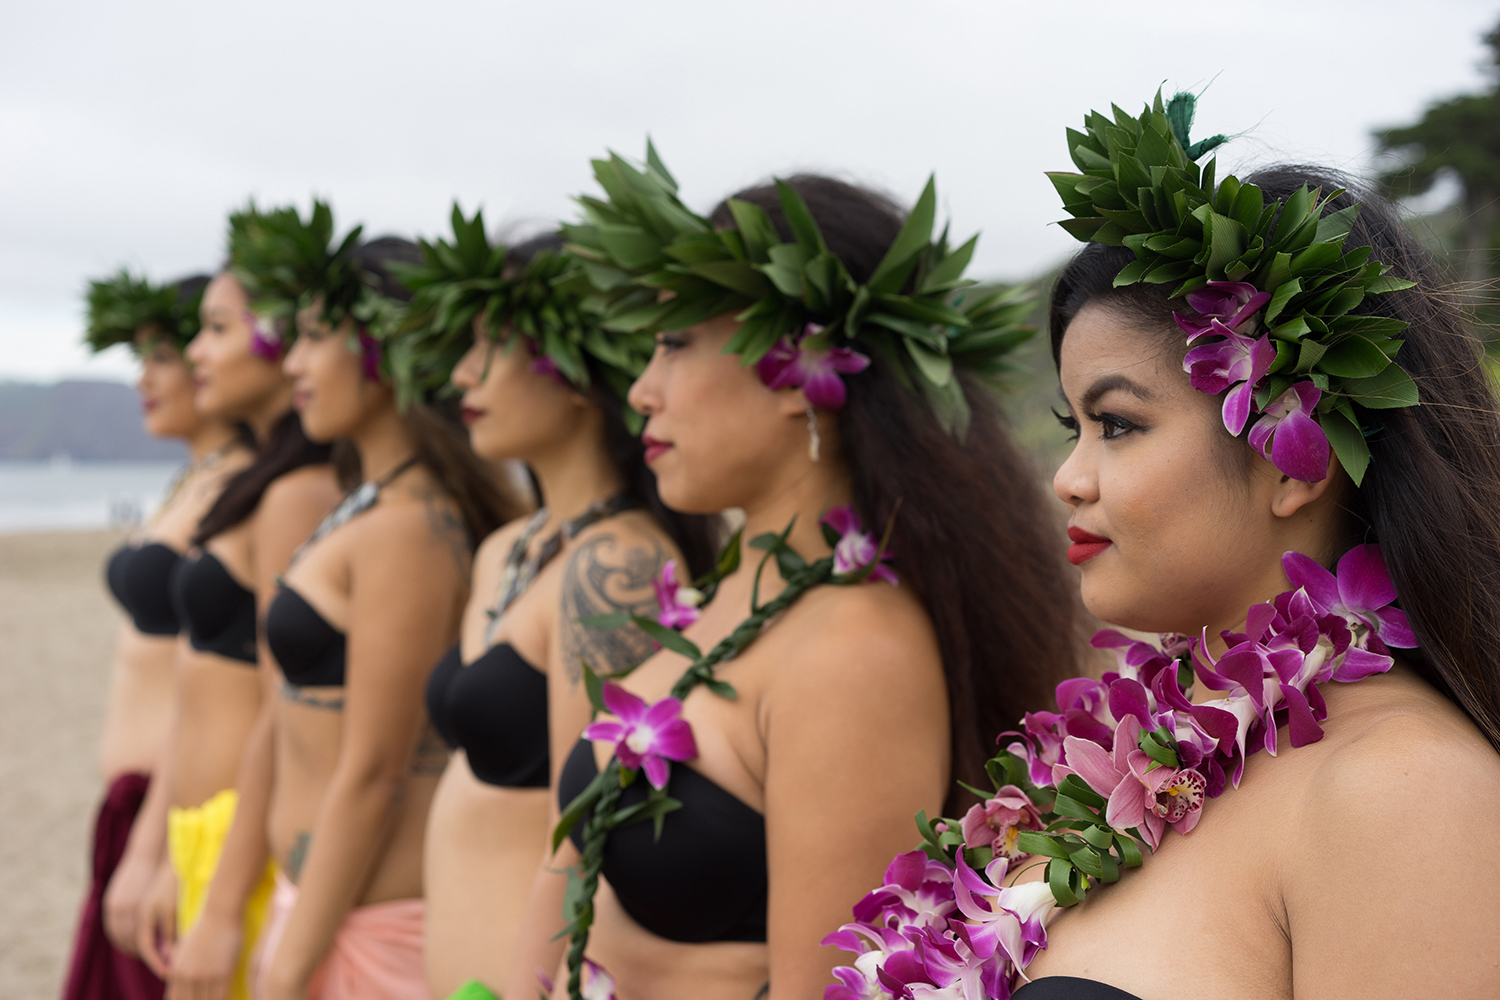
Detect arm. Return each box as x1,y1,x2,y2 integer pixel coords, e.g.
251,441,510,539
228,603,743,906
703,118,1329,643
170,470,339,1000
135,641,191,975
262,508,464,998
764,601,950,997
106,696,175,957
504,528,665,999
1287,717,1500,999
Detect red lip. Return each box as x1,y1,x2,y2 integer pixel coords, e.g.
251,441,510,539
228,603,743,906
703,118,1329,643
292,389,311,410
141,399,158,413
461,406,485,425
642,434,671,463
1067,525,1111,566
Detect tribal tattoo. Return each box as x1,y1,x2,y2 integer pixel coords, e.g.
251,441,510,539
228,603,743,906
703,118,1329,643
286,832,311,881
409,723,451,776
559,533,665,684
281,680,345,711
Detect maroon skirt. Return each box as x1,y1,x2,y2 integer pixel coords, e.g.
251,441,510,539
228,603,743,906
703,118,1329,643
60,772,165,1000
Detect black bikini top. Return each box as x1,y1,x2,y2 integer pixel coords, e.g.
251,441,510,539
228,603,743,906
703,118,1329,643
1013,978,1144,999
264,586,346,688
425,642,549,789
106,542,183,636
557,738,767,943
171,551,258,664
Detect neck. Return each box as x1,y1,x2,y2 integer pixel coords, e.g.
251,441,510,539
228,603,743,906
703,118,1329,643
183,421,240,463
351,402,417,485
245,383,295,445
737,453,853,570
527,418,624,524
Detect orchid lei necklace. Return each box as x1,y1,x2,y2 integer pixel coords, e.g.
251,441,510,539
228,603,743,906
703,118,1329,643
551,505,897,1000
1049,91,1420,485
824,543,1417,999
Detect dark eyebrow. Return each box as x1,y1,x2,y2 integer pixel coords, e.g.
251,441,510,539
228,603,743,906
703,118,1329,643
1080,373,1156,411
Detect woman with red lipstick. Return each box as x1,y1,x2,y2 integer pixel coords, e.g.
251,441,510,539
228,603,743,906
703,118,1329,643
1016,93,1500,998
391,212,718,1000
520,152,1078,999
144,206,347,1000
62,271,252,1000
207,206,525,1000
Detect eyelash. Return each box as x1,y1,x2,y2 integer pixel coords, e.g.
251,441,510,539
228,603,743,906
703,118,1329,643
1053,407,1140,442
656,333,688,353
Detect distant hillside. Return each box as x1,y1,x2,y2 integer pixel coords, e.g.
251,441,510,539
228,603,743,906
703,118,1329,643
0,381,186,461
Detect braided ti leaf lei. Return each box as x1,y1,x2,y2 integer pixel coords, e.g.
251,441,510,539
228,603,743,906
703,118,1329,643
824,544,1417,999
552,508,895,1000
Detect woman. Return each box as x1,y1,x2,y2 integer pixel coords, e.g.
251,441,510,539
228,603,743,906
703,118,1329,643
395,212,719,1000
519,153,1078,998
140,207,345,999
63,271,251,1000
1007,94,1500,997
242,212,525,1000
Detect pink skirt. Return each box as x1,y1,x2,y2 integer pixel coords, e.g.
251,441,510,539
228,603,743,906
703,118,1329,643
254,871,426,1000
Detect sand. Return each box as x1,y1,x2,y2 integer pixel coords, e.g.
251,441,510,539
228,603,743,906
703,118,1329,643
0,530,129,1000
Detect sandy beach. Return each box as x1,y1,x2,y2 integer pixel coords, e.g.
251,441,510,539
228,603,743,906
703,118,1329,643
0,530,128,999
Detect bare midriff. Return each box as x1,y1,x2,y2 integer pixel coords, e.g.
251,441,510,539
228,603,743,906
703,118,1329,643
170,651,263,809
98,625,178,779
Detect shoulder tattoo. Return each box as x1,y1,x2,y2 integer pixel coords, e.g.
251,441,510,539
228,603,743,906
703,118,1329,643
410,723,451,777
418,485,472,578
559,533,666,684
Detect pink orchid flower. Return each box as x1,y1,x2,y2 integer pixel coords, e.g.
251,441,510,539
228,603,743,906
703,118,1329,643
960,786,1043,862
1182,324,1276,435
356,328,382,382
822,505,898,585
952,853,1054,974
1281,545,1418,653
1055,715,1205,849
653,559,704,630
246,310,286,361
1247,382,1330,483
581,682,697,789
1173,280,1272,343
756,323,871,411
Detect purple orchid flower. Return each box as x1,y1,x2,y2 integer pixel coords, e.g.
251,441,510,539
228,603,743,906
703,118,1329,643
1282,545,1418,653
822,505,898,585
960,786,1043,863
951,853,1054,975
1173,281,1272,343
756,323,871,411
1247,382,1330,483
581,682,698,790
1182,325,1276,436
653,559,704,630
245,310,286,361
357,328,382,382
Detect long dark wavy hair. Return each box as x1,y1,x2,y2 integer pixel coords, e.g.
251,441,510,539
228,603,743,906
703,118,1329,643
353,237,527,545
503,232,721,576
713,176,1082,814
193,409,337,547
1050,165,1500,753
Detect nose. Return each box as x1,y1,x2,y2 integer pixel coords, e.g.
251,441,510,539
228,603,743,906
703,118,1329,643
184,331,204,365
451,341,483,391
282,336,305,377
627,348,664,418
1053,438,1098,509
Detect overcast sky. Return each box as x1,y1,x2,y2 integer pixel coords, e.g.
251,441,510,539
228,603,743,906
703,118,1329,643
3,0,1496,383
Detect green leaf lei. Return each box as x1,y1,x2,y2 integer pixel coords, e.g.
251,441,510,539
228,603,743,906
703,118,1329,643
229,199,404,364
562,143,1035,435
1048,90,1419,484
551,515,893,1000
84,270,203,353
386,204,654,422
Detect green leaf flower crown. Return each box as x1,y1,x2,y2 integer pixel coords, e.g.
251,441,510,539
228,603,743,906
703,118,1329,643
1049,90,1419,485
84,270,204,353
387,204,654,422
228,200,403,380
562,143,1035,435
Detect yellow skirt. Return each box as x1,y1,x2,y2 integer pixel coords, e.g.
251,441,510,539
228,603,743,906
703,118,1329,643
168,788,275,1000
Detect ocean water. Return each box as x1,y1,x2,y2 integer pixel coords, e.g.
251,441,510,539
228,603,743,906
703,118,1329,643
0,460,183,532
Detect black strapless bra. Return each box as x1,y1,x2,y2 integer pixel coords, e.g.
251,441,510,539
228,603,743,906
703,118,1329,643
264,586,346,687
106,542,183,636
556,739,767,943
1014,978,1145,999
171,551,258,664
424,643,549,788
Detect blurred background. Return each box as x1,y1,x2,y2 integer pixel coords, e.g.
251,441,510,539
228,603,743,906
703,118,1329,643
3,0,1499,994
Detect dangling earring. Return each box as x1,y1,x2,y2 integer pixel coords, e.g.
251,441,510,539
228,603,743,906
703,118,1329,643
806,407,821,462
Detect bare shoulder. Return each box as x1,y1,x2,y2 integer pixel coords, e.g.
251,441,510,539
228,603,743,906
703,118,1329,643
775,578,941,686
554,513,672,681
258,463,341,519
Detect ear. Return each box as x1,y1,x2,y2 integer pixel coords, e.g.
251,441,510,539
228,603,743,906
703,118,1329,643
1269,448,1341,519
771,384,811,418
